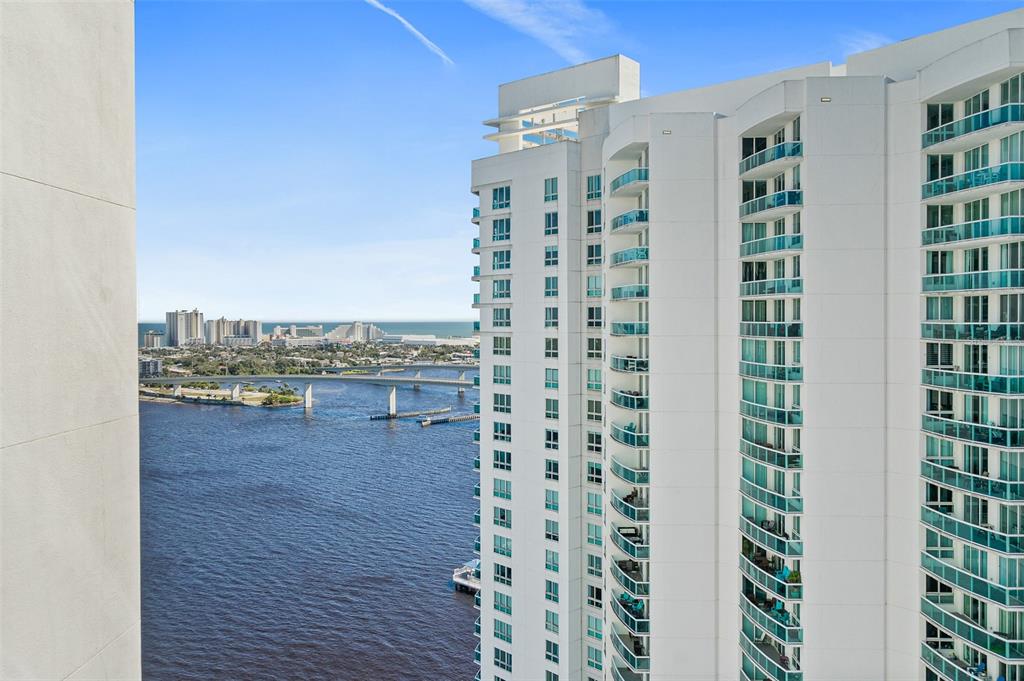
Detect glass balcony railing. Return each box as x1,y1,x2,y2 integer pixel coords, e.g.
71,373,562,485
474,536,480,553
472,237,480,250
740,554,803,600
471,348,479,359
611,559,650,597
740,278,803,297
611,526,649,559
920,506,1024,554
740,400,803,426
920,642,983,681
610,355,649,373
739,190,803,218
612,665,646,681
740,322,803,338
473,455,479,470
739,361,803,382
611,247,649,267
472,321,480,332
610,457,650,485
921,550,1024,607
920,595,1024,659
739,142,803,175
472,429,480,442
740,234,803,258
473,483,480,498
740,438,803,470
922,162,1024,200
472,293,480,305
923,269,1024,292
740,595,803,644
923,216,1024,246
610,209,649,232
611,632,650,672
474,643,480,664
740,516,803,556
473,402,480,414
922,413,1024,448
739,627,803,681
472,265,480,277
612,593,650,634
740,478,803,514
922,368,1024,394
610,167,649,193
922,322,1024,342
611,321,649,336
472,207,480,220
921,460,1024,501
611,284,649,301
611,422,650,448
472,510,480,525
611,489,650,522
922,103,1024,148
473,375,480,386
611,389,649,411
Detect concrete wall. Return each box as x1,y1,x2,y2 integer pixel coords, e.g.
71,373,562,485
0,2,140,679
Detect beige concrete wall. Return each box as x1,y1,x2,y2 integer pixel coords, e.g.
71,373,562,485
0,2,140,679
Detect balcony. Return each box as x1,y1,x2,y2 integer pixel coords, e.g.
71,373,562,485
740,322,803,338
610,247,649,268
611,631,650,672
921,550,1024,607
611,525,650,559
610,457,650,486
474,643,480,664
473,483,479,498
922,413,1024,448
472,207,480,223
473,455,479,470
740,438,803,470
740,477,803,514
923,269,1024,292
740,516,803,556
612,666,646,681
740,628,802,681
472,509,480,526
740,593,802,645
921,505,1024,553
739,190,802,220
611,321,649,336
740,234,803,258
472,321,480,332
610,355,649,373
472,293,480,307
471,265,481,280
740,400,802,426
611,284,649,301
473,375,480,386
922,162,1024,203
921,642,987,681
611,489,650,523
740,553,803,600
923,103,1024,151
611,389,649,411
922,367,1024,394
922,322,1024,342
610,167,649,195
473,536,480,553
471,237,480,254
921,595,1024,659
612,592,650,634
739,361,803,382
739,142,803,178
611,422,649,448
740,278,803,297
921,459,1024,502
611,558,649,597
472,429,480,442
610,209,649,233
923,216,1024,246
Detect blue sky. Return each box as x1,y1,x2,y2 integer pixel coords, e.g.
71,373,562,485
136,0,1020,321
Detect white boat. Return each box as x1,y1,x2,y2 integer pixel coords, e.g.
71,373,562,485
452,559,480,593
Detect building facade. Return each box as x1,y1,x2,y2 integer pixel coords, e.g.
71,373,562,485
204,317,261,345
469,9,1024,681
165,308,205,346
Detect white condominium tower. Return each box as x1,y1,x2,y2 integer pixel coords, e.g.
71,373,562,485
165,308,205,346
469,9,1024,681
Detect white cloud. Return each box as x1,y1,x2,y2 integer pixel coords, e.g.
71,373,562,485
464,0,610,64
840,30,893,57
364,0,454,66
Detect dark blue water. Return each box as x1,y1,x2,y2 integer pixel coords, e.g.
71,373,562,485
137,321,474,346
141,377,477,680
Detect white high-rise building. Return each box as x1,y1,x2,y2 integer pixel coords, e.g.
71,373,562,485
165,308,205,346
470,10,1024,681
204,317,261,345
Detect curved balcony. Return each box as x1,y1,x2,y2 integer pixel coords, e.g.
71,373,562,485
611,389,649,411
612,592,650,634
923,216,1024,246
611,247,649,268
611,559,649,597
612,665,646,681
740,400,803,426
472,429,480,441
923,269,1024,292
610,355,649,373
740,278,803,297
922,368,1024,394
739,142,803,178
740,322,803,338
922,413,1024,448
610,209,649,233
472,265,481,279
740,438,802,470
472,321,480,332
740,234,803,258
471,207,480,223
473,483,480,498
921,642,986,681
611,489,650,523
611,457,649,486
610,167,649,195
740,554,803,600
739,361,803,382
740,478,803,514
740,516,803,556
611,284,649,301
923,103,1024,150
921,595,1024,659
611,321,649,336
740,594,802,645
739,627,803,681
611,422,649,449
472,509,480,526
611,631,650,673
922,322,1024,342
611,525,650,559
921,505,1024,553
921,460,1024,501
471,237,480,254
921,550,1024,608
739,190,803,220
922,162,1024,203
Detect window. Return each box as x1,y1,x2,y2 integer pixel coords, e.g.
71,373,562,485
587,431,602,453
494,479,512,500
493,307,510,328
587,461,603,484
926,103,954,131
792,116,801,142
493,449,511,471
587,368,602,391
587,275,602,297
545,610,559,633
494,563,512,586
1003,73,1024,104
1004,131,1024,163
587,615,603,640
546,672,559,681
544,337,558,358
545,368,559,388
587,523,602,546
927,155,953,181
544,177,558,202
545,429,559,450
545,307,559,328
545,640,559,663
492,217,510,242
492,185,511,210
544,212,558,235
493,393,511,413
586,584,602,608
545,579,559,602
493,534,511,556
926,250,952,274
494,591,512,614
493,365,511,384
494,619,512,643
545,518,559,541
586,399,602,422
586,174,601,200
1003,294,1024,322
493,506,511,528
544,276,558,297
545,489,559,511
587,209,602,234
544,246,558,266
493,249,511,270
545,549,559,572
494,648,512,673
545,398,559,419
926,297,953,322
545,459,559,480
965,295,989,323
1004,189,1024,217
586,244,603,265
965,88,990,117
587,306,602,328
493,336,511,356
587,492,602,515
964,144,989,172
587,646,602,671
493,421,511,442
586,553,602,577
587,337,603,359
492,279,510,299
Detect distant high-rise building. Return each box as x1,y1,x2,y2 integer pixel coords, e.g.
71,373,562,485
138,358,163,378
165,308,204,346
143,329,164,348
204,317,261,345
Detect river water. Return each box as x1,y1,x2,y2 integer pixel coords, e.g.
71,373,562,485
141,376,477,680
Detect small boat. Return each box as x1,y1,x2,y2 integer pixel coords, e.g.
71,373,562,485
452,559,480,593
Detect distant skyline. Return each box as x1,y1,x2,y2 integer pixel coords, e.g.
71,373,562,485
136,0,1020,320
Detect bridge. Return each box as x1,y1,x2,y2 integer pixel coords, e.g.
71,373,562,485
144,372,475,388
